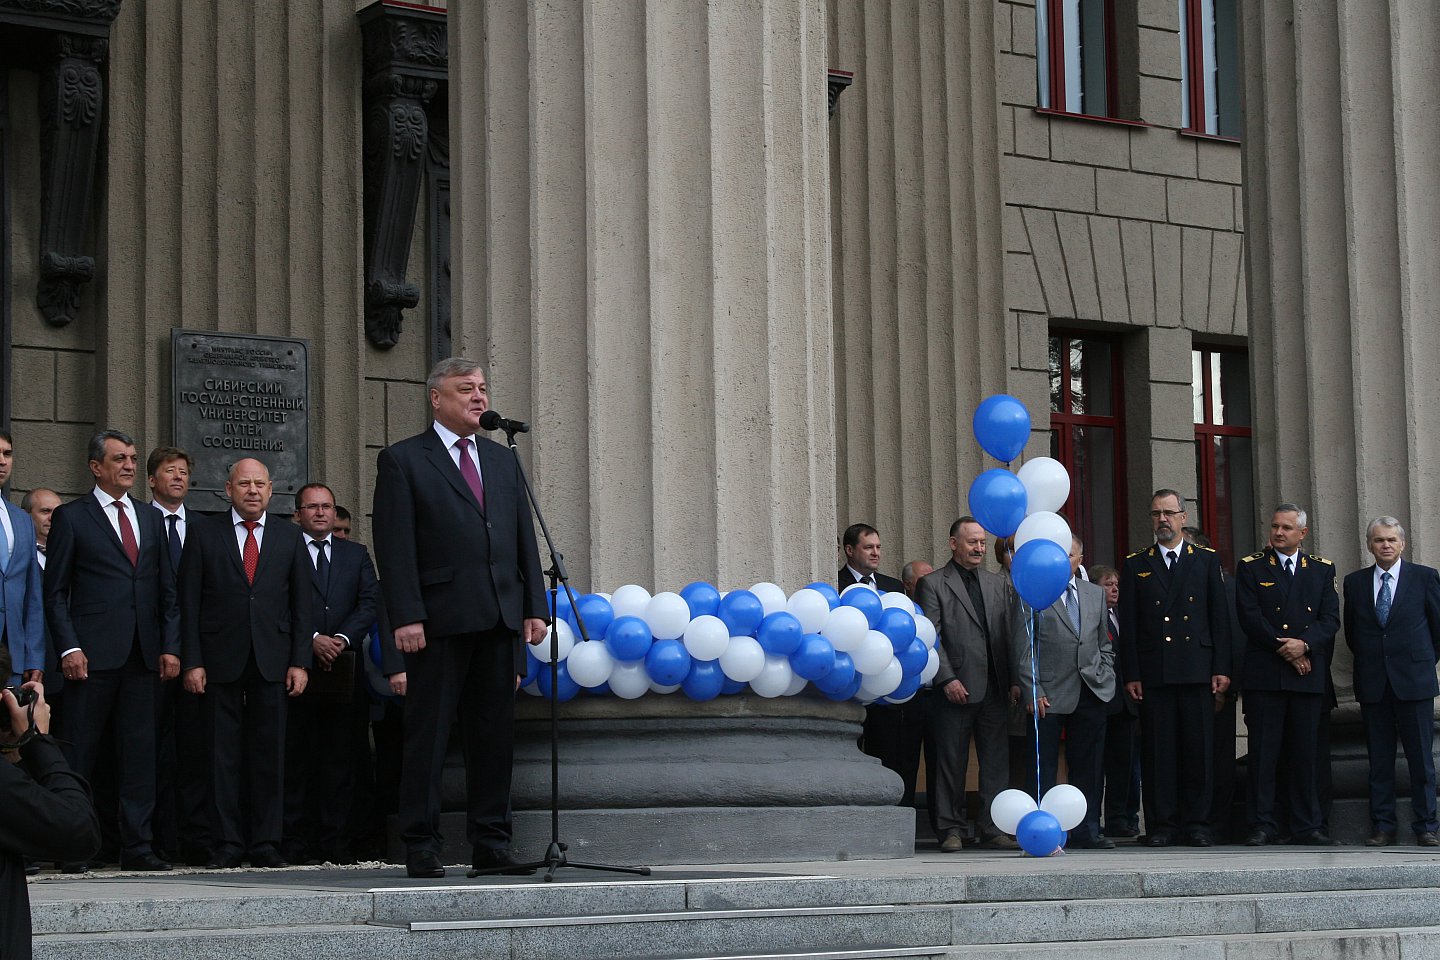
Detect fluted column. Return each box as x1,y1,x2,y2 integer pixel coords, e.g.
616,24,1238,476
450,0,836,591
1240,0,1440,705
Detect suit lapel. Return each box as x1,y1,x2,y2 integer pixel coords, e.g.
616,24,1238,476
219,513,247,581
943,565,981,629
80,495,130,566
424,430,485,516
1052,596,1080,639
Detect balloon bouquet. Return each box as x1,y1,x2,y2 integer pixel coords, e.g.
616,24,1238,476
968,395,1086,856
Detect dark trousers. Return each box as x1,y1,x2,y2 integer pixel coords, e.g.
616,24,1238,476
1245,688,1324,837
1361,687,1439,835
155,681,210,856
399,629,517,854
929,690,1008,838
1139,682,1214,837
1102,711,1140,833
1028,685,1108,842
861,691,938,834
1210,690,1239,839
283,692,367,855
204,655,288,855
60,650,158,858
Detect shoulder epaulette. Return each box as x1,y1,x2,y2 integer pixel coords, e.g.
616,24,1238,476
1310,555,1333,566
1240,551,1265,563
1194,544,1217,553
1125,549,1143,559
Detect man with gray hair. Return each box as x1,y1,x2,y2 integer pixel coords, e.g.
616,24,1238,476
1342,517,1440,846
1235,503,1340,845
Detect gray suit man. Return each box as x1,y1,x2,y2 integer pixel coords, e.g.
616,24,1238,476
1011,535,1116,847
915,516,1016,851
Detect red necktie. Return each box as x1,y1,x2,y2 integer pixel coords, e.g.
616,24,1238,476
113,500,139,567
455,437,485,511
241,520,260,584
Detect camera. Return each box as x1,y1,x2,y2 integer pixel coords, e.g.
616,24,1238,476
4,685,36,707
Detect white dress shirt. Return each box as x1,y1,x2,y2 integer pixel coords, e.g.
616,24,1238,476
845,565,877,588
1274,546,1301,575
231,508,266,555
433,421,484,484
92,487,139,542
1157,542,1183,568
153,500,188,547
1374,558,1402,603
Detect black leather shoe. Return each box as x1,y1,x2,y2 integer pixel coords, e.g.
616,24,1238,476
248,848,288,869
59,860,105,874
406,850,446,879
1290,830,1339,846
121,853,173,871
1142,832,1173,847
1417,831,1439,847
1185,831,1214,847
471,847,536,876
1365,831,1397,847
24,860,40,876
206,850,244,869
1069,835,1115,849
1245,829,1272,847
320,845,356,866
182,846,212,867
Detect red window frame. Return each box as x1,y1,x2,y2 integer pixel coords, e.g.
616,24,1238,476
1179,0,1241,141
1039,0,1120,121
1049,330,1128,567
1193,345,1252,571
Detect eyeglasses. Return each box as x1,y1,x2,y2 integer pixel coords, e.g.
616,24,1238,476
1149,509,1184,519
298,503,334,511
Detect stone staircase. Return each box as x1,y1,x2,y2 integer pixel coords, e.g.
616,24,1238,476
30,855,1440,959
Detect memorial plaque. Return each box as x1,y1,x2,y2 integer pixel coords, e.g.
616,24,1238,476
171,330,309,515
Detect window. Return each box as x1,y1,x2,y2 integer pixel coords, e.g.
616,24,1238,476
1037,0,1119,118
1192,347,1254,572
1179,0,1241,138
1049,332,1127,567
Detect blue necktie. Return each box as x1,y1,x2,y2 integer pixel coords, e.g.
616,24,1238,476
1066,583,1081,635
1377,571,1393,626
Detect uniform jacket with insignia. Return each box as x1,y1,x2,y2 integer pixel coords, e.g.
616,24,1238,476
1119,541,1232,686
1234,547,1339,693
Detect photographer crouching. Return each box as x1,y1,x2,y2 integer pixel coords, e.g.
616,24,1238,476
0,646,100,959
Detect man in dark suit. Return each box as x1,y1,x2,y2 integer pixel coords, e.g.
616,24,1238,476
179,457,312,869
1011,535,1116,848
915,516,1017,851
1092,565,1139,839
372,357,547,879
282,482,378,865
45,429,179,872
1120,488,1231,847
838,523,904,593
0,431,45,688
1235,503,1340,846
1342,516,1440,847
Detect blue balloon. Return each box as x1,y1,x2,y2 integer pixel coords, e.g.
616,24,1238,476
549,589,580,635
604,615,653,661
804,582,842,610
819,673,864,701
884,674,923,703
1011,538,1073,610
878,608,917,653
838,586,883,628
573,593,615,642
681,659,726,701
968,468,1028,538
680,581,722,619
1016,809,1064,857
790,634,837,680
720,677,748,695
897,638,929,677
813,651,857,695
645,638,693,686
757,612,804,656
973,394,1032,463
535,660,580,702
586,681,612,696
716,589,765,637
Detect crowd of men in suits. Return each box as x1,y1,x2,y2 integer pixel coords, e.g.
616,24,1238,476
0,356,548,879
849,489,1440,850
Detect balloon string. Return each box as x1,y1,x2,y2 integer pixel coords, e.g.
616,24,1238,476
1028,607,1041,801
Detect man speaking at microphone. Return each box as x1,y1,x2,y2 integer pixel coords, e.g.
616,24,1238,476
373,357,547,879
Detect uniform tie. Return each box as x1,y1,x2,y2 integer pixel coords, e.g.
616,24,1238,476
1166,550,1177,570
1284,557,1294,577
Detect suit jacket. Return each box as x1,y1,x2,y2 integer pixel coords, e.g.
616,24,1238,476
372,427,546,651
0,502,44,677
178,511,313,684
1119,541,1231,686
915,561,1013,702
1011,578,1115,714
838,567,904,594
44,493,179,671
1235,548,1340,693
303,536,379,644
1343,561,1440,704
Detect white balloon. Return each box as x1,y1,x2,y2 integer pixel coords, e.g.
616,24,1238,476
566,640,615,688
914,614,938,650
854,631,896,675
883,690,917,705
648,681,682,694
990,788,1040,835
749,582,788,617
608,660,651,699
920,648,941,684
840,581,879,596
879,591,913,611
785,589,832,634
683,615,731,661
783,673,809,696
1017,456,1071,515
858,657,903,698
596,592,613,603
610,584,653,620
750,654,794,698
1013,511,1073,553
533,619,575,663
643,591,692,641
718,636,766,683
1040,783,1088,832
821,605,869,653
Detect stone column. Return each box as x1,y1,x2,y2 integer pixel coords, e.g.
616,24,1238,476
1240,0,1440,832
449,0,837,593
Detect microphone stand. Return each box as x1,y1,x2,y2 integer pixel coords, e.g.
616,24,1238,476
467,420,650,882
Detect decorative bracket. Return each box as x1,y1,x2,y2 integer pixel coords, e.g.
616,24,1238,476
0,0,122,327
828,69,854,119
357,1,447,351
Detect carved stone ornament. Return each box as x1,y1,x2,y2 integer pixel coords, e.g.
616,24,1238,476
827,69,854,119
357,1,447,351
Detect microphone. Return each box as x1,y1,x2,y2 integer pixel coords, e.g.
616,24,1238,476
479,409,530,434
